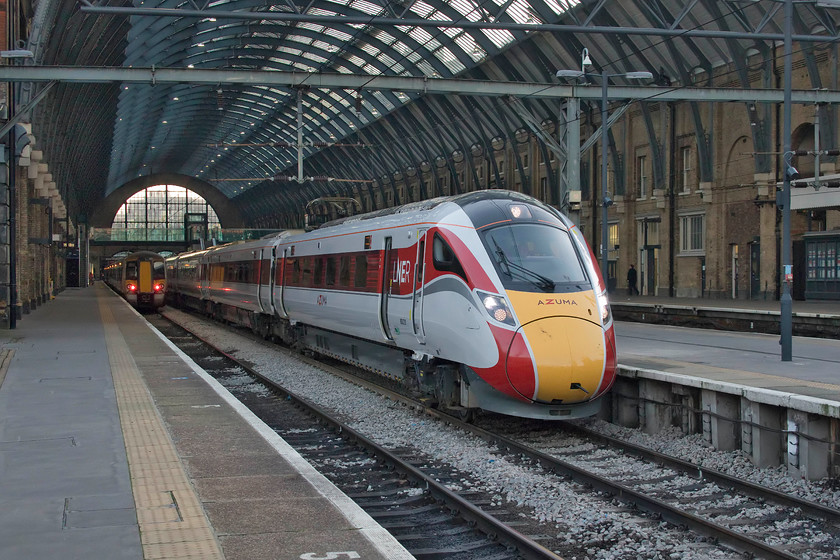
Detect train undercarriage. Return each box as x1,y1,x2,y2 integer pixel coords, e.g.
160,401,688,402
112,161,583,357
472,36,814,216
167,294,601,421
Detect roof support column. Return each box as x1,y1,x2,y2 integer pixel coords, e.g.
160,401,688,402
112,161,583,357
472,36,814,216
297,88,304,183
562,97,581,225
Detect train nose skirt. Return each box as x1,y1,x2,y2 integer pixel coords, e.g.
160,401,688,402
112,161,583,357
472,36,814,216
506,316,603,402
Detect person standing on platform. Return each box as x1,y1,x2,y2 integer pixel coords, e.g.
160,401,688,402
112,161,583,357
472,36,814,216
627,264,640,296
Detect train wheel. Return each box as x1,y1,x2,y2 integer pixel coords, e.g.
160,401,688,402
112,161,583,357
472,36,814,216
455,407,476,423
256,316,270,339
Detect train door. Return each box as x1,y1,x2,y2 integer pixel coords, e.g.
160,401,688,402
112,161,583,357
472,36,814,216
412,229,427,343
379,237,395,341
139,260,152,293
276,247,288,318
199,261,209,300
257,249,267,313
267,246,277,316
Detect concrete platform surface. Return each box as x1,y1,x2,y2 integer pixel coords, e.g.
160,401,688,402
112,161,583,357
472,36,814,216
0,284,414,560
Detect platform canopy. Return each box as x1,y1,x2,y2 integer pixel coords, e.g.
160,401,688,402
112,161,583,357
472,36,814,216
16,0,840,225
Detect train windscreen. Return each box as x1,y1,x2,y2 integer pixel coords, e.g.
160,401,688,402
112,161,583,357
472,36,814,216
125,261,139,281
482,224,589,293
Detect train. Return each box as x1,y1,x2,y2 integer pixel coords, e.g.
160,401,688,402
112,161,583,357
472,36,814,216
104,251,167,311
165,190,617,420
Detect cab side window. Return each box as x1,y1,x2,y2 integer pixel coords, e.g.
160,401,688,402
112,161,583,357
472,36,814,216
432,233,467,282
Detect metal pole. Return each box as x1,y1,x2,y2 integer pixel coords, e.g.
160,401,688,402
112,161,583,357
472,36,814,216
601,70,609,290
566,97,581,224
7,2,16,329
7,106,15,329
780,0,792,361
296,88,304,183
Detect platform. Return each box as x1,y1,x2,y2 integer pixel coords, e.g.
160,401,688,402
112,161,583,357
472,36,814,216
3,286,839,558
610,294,840,338
0,284,413,560
611,312,840,480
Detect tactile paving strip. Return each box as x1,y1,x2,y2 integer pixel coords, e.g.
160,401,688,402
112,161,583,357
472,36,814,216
99,300,224,560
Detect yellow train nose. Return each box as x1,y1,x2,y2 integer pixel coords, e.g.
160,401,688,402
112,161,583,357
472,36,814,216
506,317,605,403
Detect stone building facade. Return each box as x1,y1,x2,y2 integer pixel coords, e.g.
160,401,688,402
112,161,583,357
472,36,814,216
349,50,840,301
3,137,72,325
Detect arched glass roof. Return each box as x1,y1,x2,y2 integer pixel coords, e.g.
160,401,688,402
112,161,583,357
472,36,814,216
22,0,840,224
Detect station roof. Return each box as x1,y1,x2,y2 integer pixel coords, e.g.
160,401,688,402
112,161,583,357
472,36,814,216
15,0,840,226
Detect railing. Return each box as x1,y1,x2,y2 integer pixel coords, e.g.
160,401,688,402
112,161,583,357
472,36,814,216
89,228,282,244
89,228,190,242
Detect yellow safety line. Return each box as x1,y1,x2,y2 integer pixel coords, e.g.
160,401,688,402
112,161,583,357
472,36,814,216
0,348,14,389
99,297,224,560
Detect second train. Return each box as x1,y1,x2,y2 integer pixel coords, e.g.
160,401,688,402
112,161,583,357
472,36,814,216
104,250,166,311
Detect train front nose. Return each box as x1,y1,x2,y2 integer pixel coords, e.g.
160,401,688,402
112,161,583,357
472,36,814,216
505,317,606,403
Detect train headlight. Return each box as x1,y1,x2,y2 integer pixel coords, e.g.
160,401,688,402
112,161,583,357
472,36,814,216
153,283,164,293
597,289,612,325
126,283,137,292
477,291,516,326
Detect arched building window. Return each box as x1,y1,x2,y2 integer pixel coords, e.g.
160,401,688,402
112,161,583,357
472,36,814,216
111,184,221,241
792,123,816,178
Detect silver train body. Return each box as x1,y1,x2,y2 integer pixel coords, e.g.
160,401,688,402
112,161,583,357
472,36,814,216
166,191,617,420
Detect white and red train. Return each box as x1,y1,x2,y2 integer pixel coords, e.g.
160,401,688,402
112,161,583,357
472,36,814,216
165,190,617,420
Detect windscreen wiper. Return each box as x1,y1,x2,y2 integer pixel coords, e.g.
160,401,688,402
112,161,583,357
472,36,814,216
492,240,555,292
492,239,512,276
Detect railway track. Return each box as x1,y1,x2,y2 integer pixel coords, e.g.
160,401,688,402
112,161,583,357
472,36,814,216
459,417,840,560
154,309,840,559
152,314,562,560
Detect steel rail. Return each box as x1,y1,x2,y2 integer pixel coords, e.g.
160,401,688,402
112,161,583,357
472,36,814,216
161,309,821,560
558,421,840,523
269,347,813,560
427,411,802,560
163,313,562,560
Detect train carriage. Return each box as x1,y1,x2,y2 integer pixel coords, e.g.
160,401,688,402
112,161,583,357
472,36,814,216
105,251,166,311
166,191,617,420
165,248,210,312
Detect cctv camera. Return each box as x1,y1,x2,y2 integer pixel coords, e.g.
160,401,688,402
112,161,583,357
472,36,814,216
786,165,800,181
603,194,613,207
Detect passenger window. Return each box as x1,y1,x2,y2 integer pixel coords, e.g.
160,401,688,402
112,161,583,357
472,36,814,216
354,255,368,288
301,258,312,285
326,257,336,286
288,258,300,285
313,258,324,286
261,260,271,284
125,262,138,280
416,240,425,284
432,234,467,282
339,256,351,287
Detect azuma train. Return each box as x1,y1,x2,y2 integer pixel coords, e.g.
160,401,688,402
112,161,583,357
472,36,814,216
165,190,617,420
104,251,167,310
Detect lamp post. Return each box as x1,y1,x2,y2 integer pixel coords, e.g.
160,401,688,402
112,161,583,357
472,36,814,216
779,0,793,361
557,49,652,291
